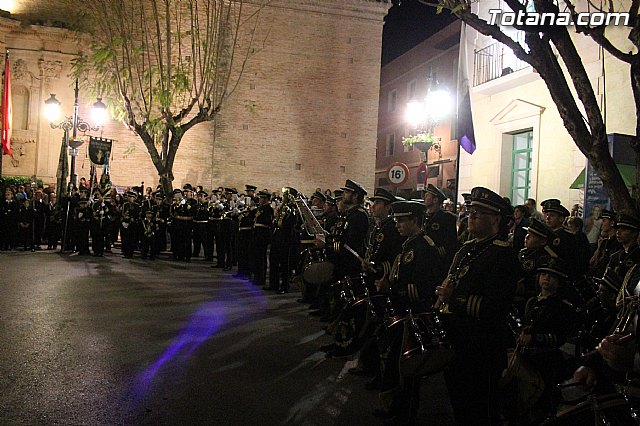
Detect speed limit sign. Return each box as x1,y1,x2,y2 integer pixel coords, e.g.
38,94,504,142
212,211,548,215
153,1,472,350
387,162,409,186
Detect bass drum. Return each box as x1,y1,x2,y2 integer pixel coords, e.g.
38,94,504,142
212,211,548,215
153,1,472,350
399,311,454,377
544,393,639,425
302,248,334,285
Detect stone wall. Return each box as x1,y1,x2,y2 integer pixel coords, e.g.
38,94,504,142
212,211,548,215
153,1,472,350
0,0,389,195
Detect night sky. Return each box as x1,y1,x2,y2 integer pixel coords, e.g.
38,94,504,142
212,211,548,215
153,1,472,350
382,0,457,65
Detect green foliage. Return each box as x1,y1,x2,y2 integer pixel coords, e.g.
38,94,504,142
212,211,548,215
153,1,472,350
0,176,44,188
402,133,436,146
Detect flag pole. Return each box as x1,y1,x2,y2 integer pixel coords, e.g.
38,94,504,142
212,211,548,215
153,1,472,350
0,49,7,180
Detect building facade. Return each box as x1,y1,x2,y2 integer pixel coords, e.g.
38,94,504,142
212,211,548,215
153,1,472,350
376,22,461,198
0,0,390,194
459,0,636,209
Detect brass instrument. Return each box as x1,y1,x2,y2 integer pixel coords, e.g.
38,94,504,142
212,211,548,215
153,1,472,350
435,274,456,313
294,195,326,237
143,220,154,238
613,264,640,334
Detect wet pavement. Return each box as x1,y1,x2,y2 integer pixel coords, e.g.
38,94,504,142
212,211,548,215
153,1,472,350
0,249,454,425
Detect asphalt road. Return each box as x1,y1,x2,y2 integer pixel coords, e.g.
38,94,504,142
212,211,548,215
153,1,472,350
0,249,454,425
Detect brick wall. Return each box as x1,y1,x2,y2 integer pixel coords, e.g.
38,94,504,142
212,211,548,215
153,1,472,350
0,0,389,196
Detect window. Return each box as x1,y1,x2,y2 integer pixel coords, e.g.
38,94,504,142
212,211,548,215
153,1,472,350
388,89,397,113
510,130,533,205
407,80,418,101
386,134,395,157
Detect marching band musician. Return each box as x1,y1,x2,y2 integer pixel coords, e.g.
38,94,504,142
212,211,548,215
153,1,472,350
140,209,159,260
121,190,141,259
323,188,405,359
541,199,582,278
45,193,62,250
516,218,558,312
422,183,459,269
208,190,224,267
253,190,274,288
90,188,112,257
74,189,92,256
218,188,237,270
435,186,520,425
314,180,369,323
589,209,620,278
171,185,196,261
192,190,211,260
268,187,299,294
235,193,256,281
376,200,446,425
508,258,577,423
151,191,169,255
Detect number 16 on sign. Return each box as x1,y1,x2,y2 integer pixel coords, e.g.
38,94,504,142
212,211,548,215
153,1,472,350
387,162,409,186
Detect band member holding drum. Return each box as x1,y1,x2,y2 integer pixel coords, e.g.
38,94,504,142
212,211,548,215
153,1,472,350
376,200,446,425
435,186,520,425
314,179,369,325
507,258,576,424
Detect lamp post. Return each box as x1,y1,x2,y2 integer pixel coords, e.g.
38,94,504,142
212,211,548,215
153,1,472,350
44,79,107,196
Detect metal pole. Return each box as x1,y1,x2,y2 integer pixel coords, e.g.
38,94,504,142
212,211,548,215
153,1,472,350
453,138,462,214
70,79,79,189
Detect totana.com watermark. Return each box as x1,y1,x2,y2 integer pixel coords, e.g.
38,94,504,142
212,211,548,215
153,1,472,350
488,10,630,26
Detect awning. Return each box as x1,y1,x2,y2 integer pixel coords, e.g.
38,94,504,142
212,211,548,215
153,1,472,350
570,164,636,189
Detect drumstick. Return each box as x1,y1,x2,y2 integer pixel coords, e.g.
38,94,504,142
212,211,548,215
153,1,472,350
343,244,377,273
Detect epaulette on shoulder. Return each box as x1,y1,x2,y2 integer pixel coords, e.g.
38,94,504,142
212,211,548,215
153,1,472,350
464,238,476,246
423,234,436,247
493,239,510,247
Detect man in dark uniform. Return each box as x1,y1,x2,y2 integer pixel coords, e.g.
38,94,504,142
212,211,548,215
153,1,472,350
45,193,62,250
589,209,620,278
192,190,210,259
375,200,446,424
423,183,459,269
324,179,370,279
217,188,237,270
74,190,92,256
253,190,273,288
32,190,46,249
435,186,520,425
121,191,140,258
516,218,558,311
269,187,299,294
172,185,197,261
208,189,224,266
542,198,582,278
235,191,256,280
90,188,112,257
151,192,169,257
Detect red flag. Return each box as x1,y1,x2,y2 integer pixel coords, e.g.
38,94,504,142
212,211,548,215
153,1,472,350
2,51,12,157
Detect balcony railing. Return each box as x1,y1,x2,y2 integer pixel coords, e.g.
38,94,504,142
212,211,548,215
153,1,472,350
473,36,529,86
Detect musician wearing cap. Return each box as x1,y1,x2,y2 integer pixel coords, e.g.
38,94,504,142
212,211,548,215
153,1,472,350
268,187,299,294
422,183,459,269
589,209,620,278
542,198,582,278
171,185,197,261
121,190,141,258
253,190,274,288
321,179,369,279
218,188,237,270
376,200,446,424
90,188,112,257
606,212,640,287
507,258,576,423
516,218,559,311
235,187,257,280
151,192,169,257
192,190,211,260
74,189,92,255
434,186,520,425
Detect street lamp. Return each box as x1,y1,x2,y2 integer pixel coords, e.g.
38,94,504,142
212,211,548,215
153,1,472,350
44,79,106,194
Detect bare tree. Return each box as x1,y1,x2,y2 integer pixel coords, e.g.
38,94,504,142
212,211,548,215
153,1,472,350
434,0,639,212
70,0,263,193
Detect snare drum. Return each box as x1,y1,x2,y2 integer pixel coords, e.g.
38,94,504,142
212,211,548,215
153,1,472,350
399,311,454,377
302,248,334,285
366,295,405,327
338,273,369,307
546,393,639,425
